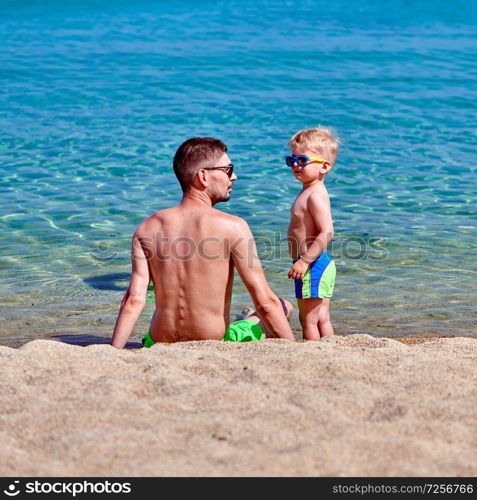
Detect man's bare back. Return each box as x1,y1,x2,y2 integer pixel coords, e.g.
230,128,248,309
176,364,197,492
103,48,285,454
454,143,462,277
138,205,242,342
111,137,295,348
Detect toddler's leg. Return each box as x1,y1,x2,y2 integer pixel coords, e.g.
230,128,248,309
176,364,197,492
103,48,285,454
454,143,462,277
297,298,322,340
317,298,334,337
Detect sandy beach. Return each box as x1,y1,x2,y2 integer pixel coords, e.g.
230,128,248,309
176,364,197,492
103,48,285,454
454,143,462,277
0,334,476,477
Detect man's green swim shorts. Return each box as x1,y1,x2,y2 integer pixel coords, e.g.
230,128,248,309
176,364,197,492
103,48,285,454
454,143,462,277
222,319,265,342
142,331,157,348
141,319,265,347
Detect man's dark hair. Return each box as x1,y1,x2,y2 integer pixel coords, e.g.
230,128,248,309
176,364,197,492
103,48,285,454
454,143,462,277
173,137,228,193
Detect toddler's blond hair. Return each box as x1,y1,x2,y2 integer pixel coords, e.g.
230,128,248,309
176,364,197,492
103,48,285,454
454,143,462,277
288,126,341,164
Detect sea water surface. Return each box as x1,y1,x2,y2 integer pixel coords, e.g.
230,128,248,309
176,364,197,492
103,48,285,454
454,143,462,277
1,0,476,345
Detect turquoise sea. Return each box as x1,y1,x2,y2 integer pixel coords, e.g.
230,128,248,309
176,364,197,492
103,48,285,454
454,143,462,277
1,0,476,345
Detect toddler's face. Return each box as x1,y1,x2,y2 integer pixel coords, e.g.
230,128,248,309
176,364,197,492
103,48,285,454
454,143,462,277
290,148,328,183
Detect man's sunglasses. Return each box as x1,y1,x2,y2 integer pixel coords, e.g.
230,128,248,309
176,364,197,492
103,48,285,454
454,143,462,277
285,155,327,168
201,163,234,178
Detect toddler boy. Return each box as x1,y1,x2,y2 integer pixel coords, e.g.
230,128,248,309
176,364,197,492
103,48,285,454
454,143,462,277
286,127,340,339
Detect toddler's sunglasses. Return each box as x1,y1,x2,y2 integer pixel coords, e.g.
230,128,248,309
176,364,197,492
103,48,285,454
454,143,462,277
285,155,327,168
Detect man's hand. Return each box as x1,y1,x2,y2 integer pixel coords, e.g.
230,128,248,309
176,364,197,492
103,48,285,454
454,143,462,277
288,258,309,280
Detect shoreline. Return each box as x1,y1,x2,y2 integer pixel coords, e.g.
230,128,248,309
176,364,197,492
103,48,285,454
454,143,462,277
0,335,465,350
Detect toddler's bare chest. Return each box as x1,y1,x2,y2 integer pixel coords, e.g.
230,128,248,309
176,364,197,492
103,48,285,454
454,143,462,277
291,196,310,221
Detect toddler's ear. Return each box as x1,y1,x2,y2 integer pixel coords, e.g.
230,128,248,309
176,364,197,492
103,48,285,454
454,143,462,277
321,161,332,173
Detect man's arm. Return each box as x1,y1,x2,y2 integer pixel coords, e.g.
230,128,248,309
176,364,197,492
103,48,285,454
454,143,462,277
111,232,151,349
288,194,334,280
231,219,295,340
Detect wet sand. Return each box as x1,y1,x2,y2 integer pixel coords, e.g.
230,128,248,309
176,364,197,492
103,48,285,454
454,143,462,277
0,334,476,477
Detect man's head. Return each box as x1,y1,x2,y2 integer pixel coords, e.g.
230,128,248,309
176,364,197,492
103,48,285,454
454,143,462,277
173,137,236,203
287,126,341,183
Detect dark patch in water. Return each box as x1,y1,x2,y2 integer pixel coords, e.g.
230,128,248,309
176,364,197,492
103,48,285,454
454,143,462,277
84,273,130,291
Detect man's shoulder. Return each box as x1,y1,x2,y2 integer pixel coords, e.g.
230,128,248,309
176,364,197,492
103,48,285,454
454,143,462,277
209,208,249,232
135,208,174,234
209,207,244,223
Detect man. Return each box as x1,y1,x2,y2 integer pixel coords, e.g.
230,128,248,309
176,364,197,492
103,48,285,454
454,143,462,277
111,137,295,348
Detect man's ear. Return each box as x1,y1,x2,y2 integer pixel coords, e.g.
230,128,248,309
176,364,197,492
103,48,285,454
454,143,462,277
195,169,208,188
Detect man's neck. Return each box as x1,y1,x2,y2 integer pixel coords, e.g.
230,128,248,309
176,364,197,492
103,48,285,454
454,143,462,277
180,189,213,208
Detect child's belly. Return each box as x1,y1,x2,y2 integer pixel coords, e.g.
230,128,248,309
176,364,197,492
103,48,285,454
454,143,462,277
288,220,319,259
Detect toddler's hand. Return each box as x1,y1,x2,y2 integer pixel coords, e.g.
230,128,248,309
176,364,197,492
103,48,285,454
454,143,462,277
288,259,309,280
